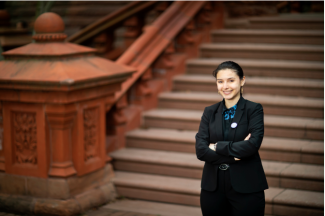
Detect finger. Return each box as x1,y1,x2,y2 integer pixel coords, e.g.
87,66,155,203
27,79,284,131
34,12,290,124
245,133,251,140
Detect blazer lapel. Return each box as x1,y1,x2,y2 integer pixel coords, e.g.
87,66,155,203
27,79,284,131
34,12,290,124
215,99,224,141
228,95,246,141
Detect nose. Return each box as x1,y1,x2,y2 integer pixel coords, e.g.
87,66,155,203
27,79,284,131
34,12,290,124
222,81,228,89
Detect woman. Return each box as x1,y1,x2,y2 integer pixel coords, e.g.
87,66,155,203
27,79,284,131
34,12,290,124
195,61,268,216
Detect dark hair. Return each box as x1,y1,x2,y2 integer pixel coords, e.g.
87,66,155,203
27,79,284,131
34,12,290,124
212,61,244,79
212,61,244,95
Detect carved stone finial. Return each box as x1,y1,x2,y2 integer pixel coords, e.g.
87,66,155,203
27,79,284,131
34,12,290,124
32,12,67,42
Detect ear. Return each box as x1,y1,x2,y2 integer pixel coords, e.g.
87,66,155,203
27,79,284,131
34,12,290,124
241,76,246,86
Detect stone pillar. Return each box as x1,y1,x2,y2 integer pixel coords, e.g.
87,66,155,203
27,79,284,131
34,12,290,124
46,108,77,177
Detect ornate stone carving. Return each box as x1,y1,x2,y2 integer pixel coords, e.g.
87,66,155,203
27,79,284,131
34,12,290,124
84,107,99,161
177,20,195,46
13,112,37,164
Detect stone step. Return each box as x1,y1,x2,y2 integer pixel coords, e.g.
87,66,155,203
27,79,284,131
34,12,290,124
211,29,324,45
200,43,323,61
103,199,202,216
225,14,324,30
103,199,276,216
142,109,324,140
125,128,323,165
113,171,324,215
172,74,324,99
110,148,324,192
158,91,324,118
186,58,324,79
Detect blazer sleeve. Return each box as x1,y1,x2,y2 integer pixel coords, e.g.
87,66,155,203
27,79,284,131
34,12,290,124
195,107,236,165
216,103,264,159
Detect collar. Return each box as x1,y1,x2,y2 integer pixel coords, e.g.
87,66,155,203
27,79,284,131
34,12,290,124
222,98,238,113
217,94,246,114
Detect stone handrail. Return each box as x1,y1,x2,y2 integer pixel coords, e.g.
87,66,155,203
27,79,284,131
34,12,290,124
104,0,220,156
115,1,206,102
66,1,157,44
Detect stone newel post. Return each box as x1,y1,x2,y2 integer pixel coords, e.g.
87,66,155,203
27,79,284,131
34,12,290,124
0,12,134,215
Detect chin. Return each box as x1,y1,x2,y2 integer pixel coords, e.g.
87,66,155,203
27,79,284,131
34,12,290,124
222,92,239,100
224,95,234,100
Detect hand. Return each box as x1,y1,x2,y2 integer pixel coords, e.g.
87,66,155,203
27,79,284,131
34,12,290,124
234,134,251,161
211,143,240,160
235,134,251,161
244,133,251,141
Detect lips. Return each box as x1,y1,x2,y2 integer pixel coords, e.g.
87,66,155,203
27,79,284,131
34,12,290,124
223,91,232,95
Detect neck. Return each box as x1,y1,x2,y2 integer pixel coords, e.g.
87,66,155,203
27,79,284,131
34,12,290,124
225,93,241,109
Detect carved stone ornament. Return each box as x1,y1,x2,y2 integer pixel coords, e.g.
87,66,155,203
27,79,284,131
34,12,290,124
84,107,99,161
13,112,37,164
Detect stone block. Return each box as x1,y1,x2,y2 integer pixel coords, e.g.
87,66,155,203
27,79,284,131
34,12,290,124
87,208,120,216
273,189,323,208
75,188,106,212
259,150,301,163
67,167,105,196
273,205,323,216
280,163,323,180
103,163,115,184
26,176,48,198
48,178,70,200
99,182,117,202
33,198,80,216
0,194,34,214
301,154,324,165
280,178,323,192
2,174,26,195
266,176,280,187
264,203,273,215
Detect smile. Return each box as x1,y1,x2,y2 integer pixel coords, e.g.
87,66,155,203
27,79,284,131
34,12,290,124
223,91,232,95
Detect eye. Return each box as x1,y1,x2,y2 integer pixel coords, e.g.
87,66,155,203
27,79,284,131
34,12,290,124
229,80,234,82
217,81,223,84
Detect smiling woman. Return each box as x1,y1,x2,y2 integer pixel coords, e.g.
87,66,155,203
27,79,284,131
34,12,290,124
195,61,268,216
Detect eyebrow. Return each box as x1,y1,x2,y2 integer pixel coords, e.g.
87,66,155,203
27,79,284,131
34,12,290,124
216,77,236,80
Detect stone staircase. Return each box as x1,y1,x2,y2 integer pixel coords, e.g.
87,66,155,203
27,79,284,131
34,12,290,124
108,14,324,216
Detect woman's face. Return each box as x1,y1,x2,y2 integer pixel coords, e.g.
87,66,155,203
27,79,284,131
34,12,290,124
216,68,245,101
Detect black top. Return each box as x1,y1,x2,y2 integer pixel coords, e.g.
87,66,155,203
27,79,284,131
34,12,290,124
222,116,232,142
222,100,238,141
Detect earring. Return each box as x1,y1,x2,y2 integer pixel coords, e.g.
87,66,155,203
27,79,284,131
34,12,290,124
241,86,244,94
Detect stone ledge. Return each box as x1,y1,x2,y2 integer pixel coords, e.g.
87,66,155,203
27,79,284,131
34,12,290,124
0,164,115,200
0,181,117,216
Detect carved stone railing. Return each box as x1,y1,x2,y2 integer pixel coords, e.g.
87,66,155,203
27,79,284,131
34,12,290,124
102,1,225,156
64,0,224,160
66,1,162,60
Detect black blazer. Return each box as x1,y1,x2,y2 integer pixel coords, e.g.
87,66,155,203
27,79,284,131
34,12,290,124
195,95,268,193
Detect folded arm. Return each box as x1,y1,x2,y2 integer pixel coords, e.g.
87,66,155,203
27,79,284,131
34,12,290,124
216,103,264,159
195,107,236,165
